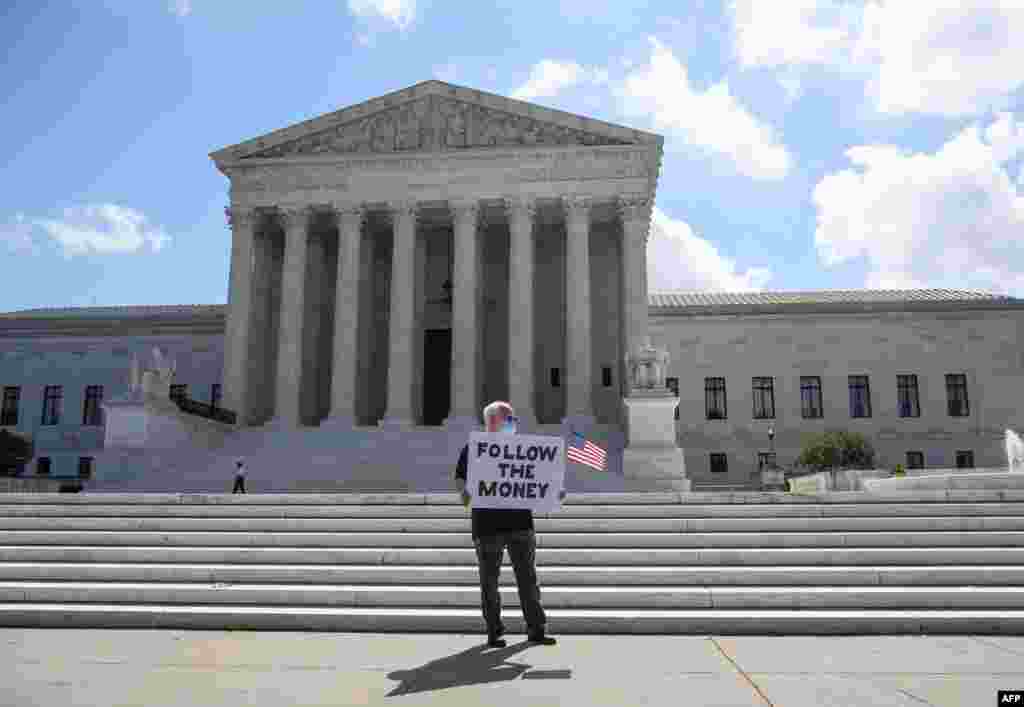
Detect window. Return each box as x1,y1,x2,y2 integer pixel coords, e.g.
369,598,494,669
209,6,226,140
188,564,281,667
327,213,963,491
710,453,728,474
169,384,188,402
848,375,872,418
602,366,612,388
705,378,727,420
666,377,679,396
897,375,921,418
550,368,561,388
955,450,975,469
210,383,222,408
946,374,970,417
82,385,104,426
906,451,924,470
36,457,51,476
1,386,19,426
800,376,823,419
78,456,93,479
752,377,775,419
41,385,62,426
757,452,777,471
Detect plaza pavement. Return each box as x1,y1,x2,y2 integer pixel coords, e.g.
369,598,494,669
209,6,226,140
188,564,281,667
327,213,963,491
2,629,1023,706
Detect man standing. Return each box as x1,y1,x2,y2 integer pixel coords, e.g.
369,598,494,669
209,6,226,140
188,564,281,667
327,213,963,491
454,401,562,648
232,457,247,494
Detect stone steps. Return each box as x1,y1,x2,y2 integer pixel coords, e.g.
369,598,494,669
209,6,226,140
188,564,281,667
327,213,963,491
0,490,1022,634
3,531,1023,549
3,582,1024,609
1,604,1022,634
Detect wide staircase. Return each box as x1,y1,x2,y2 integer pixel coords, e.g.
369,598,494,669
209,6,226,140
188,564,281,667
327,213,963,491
1,490,1023,634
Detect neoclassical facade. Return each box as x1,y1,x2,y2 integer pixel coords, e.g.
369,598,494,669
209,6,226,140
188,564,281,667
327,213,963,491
212,80,664,432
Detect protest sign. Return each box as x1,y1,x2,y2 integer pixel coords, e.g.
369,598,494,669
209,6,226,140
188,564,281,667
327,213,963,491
467,432,565,512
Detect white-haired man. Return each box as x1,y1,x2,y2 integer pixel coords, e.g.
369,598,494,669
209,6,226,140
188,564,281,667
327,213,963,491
454,401,562,648
232,458,247,494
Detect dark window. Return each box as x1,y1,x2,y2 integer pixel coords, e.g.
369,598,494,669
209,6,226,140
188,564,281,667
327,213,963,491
674,405,679,421
710,453,728,474
82,385,104,426
906,451,925,469
550,368,560,388
41,385,62,426
210,383,222,408
666,377,679,396
848,375,872,418
36,457,51,476
602,366,612,388
946,374,969,417
78,456,93,479
897,375,920,418
1,386,19,426
757,452,777,471
800,376,823,419
169,384,188,402
705,377,727,420
752,377,775,419
955,450,975,469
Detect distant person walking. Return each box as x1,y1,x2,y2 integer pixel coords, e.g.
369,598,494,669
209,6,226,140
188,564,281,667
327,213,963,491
454,401,563,648
232,458,247,494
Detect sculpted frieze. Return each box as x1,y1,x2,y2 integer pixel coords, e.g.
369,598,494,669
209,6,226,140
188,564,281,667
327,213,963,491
243,96,635,159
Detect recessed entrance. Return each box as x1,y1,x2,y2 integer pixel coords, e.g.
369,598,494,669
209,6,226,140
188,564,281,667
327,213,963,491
422,329,452,425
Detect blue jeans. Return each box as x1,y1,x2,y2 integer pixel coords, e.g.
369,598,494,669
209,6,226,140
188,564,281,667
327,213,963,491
473,530,546,636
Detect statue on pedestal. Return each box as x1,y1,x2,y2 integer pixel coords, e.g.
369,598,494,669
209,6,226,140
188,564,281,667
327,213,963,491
625,336,671,393
141,347,177,399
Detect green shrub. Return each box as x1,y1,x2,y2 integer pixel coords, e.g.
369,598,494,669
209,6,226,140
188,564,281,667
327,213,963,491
796,430,875,473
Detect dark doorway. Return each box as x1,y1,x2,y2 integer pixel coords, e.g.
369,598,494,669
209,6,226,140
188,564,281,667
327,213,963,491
423,329,452,425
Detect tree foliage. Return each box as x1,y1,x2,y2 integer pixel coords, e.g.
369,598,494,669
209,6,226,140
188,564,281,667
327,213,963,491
0,429,34,476
796,430,875,472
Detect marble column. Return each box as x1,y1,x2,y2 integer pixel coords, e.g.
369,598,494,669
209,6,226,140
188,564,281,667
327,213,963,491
564,196,594,424
506,198,537,428
271,206,312,427
381,201,419,428
325,204,365,428
222,206,259,425
445,199,481,428
619,195,652,389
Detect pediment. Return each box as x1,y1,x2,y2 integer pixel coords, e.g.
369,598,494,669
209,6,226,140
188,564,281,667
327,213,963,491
211,80,660,164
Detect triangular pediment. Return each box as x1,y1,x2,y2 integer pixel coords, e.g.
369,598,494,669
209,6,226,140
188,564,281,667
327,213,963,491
211,80,661,163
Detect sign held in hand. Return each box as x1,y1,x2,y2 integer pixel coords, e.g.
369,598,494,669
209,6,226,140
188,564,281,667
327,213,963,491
467,432,566,512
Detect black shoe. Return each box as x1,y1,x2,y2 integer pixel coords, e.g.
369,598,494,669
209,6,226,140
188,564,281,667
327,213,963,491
486,636,507,648
527,630,557,646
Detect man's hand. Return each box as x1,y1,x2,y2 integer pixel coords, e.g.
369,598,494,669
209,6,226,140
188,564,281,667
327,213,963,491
460,490,472,507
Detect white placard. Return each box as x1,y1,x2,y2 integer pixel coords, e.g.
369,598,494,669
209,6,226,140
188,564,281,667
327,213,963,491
467,433,565,512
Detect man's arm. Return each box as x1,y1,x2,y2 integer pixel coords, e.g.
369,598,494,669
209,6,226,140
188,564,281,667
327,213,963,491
454,445,470,505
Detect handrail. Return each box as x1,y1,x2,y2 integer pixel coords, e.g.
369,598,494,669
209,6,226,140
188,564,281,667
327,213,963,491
173,396,237,425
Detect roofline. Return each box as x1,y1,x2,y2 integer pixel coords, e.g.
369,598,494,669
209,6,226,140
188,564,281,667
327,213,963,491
209,79,663,165
2,296,1022,338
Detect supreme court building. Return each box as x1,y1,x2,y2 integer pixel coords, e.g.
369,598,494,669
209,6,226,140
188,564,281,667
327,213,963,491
214,80,662,434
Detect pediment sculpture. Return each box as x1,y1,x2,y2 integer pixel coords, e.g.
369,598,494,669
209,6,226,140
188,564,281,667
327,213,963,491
245,96,633,159
625,336,671,392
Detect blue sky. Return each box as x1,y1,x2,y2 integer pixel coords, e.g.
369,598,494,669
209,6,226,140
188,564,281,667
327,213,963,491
2,0,1023,313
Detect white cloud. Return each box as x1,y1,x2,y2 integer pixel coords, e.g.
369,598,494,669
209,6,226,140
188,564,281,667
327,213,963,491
0,213,41,256
731,0,1024,117
510,60,608,101
347,0,416,31
648,208,772,292
616,38,792,180
813,113,1024,295
168,0,192,17
34,204,171,258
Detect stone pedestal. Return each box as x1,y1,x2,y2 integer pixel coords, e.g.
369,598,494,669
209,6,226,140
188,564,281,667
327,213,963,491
622,390,689,491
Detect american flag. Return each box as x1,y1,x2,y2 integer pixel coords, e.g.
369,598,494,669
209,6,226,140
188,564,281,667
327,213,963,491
567,431,607,472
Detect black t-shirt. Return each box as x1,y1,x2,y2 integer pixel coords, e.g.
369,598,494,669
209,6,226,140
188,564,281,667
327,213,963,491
455,444,534,539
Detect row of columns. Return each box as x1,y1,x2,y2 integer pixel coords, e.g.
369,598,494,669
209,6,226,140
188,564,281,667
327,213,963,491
223,195,652,430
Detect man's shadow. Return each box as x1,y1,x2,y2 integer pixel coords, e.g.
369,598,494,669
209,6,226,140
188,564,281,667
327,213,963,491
386,641,536,696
